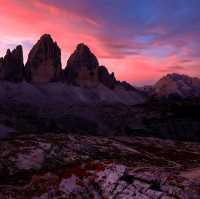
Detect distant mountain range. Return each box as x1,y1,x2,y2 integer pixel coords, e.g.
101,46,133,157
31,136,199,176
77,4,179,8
1,34,200,102
149,73,200,99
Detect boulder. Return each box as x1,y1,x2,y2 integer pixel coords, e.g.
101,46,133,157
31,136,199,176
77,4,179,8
25,34,62,83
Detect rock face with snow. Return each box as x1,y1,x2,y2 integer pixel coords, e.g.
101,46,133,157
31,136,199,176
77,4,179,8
0,45,24,82
153,73,200,98
64,43,99,87
25,34,62,83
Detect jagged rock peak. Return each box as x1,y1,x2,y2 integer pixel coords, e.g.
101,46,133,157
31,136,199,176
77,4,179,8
0,45,24,82
66,43,99,70
39,33,53,41
25,34,62,83
6,49,11,55
76,43,91,53
98,66,117,89
64,43,99,86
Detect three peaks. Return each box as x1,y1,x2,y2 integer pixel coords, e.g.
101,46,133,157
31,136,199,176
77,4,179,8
0,34,132,90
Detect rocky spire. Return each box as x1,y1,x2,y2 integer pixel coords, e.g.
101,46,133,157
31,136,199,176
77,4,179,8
98,66,117,89
64,43,99,86
66,43,99,70
25,34,62,83
0,45,24,82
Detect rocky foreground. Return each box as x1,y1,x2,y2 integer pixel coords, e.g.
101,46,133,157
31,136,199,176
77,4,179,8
0,134,200,198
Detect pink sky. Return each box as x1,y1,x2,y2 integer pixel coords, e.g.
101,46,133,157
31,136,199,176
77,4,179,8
0,0,200,85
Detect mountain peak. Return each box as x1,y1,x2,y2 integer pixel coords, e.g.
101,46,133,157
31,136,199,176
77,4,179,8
0,45,24,82
64,43,99,86
164,73,190,81
66,43,99,70
25,34,62,82
39,34,53,42
6,49,11,55
76,43,90,52
153,73,200,98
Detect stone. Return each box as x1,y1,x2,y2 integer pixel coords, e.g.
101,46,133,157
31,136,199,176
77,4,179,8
25,34,62,83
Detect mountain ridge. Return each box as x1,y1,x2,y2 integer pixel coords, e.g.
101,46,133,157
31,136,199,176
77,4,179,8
150,73,200,99
0,34,137,91
1,34,200,101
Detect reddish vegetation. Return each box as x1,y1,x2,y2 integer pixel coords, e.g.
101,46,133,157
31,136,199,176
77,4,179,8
1,135,200,198
63,165,90,179
84,161,107,172
63,161,107,179
24,173,60,197
19,161,108,197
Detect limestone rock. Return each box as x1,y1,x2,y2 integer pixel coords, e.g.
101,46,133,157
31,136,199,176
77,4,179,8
98,65,117,89
0,45,24,82
25,34,62,83
64,43,99,87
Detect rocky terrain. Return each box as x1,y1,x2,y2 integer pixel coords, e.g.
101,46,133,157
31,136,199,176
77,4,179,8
0,134,200,198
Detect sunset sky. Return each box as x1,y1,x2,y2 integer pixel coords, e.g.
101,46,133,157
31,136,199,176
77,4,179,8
0,0,200,85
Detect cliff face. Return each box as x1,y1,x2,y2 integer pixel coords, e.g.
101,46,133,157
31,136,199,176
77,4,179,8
25,34,62,83
64,43,126,89
64,43,99,87
0,45,24,82
98,66,117,89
